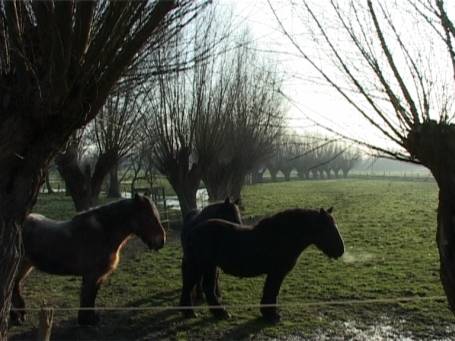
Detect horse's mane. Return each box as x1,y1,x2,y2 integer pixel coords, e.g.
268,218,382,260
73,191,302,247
72,199,135,224
253,208,320,231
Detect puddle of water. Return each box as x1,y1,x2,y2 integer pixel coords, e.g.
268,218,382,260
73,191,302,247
342,251,374,264
125,188,209,211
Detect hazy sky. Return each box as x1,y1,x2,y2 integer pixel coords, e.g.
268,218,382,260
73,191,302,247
223,1,383,143
222,0,455,155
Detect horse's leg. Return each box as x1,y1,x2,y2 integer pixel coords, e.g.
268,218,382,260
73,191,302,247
10,262,33,325
203,266,230,319
78,274,102,326
179,259,201,318
193,280,204,302
260,272,287,323
214,268,222,299
10,260,33,325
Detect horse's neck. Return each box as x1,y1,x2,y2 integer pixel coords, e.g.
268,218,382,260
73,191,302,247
257,218,314,255
93,207,135,250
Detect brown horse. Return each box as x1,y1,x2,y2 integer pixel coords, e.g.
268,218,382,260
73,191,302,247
10,194,165,326
180,207,344,323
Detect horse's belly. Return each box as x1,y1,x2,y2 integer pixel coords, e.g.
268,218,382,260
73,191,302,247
218,258,266,278
30,256,84,276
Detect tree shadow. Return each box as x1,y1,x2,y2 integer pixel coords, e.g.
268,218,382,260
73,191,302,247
9,288,234,340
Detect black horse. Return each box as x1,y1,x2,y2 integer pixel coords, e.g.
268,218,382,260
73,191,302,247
181,197,242,300
180,207,344,322
11,194,165,326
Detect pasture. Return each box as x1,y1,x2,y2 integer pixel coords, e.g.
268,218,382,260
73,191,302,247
9,179,455,340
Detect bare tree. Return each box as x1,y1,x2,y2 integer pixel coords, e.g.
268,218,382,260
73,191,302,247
0,1,206,335
56,90,143,210
144,6,233,216
270,0,455,313
202,40,285,201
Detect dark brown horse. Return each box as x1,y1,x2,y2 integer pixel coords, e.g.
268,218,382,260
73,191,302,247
11,194,165,326
181,198,242,300
180,207,344,323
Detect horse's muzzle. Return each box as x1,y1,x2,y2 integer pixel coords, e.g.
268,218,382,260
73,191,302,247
150,235,166,251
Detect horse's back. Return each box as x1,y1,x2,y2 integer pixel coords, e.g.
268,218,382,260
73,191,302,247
186,219,268,276
181,209,201,248
23,214,87,275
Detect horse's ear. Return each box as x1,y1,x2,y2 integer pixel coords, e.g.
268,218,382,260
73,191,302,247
327,207,334,214
134,193,142,201
234,198,241,205
320,207,325,214
224,197,230,204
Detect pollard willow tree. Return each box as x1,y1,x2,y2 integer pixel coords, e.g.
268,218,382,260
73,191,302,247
0,1,206,336
56,90,144,211
270,0,455,313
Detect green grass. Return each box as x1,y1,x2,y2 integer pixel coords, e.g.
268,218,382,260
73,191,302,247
9,179,455,340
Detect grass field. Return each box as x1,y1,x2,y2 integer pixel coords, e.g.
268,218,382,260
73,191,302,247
9,178,455,340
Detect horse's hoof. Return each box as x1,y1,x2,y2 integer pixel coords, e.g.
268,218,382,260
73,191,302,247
10,312,26,326
262,312,281,324
212,309,231,320
182,310,197,319
78,312,100,326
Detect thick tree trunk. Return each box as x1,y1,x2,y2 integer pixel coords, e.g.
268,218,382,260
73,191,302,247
269,169,278,182
56,148,118,211
55,151,93,211
45,172,54,194
405,121,455,314
283,169,291,181
0,154,50,338
167,166,201,218
436,188,455,311
107,163,122,198
342,169,349,178
0,218,22,340
324,169,331,179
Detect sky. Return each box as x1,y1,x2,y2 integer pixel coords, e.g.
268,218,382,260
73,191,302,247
220,0,455,156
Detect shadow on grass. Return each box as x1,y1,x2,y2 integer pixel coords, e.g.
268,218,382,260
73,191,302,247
10,288,258,340
220,316,270,340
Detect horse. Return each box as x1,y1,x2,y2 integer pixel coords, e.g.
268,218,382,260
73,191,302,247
180,207,344,323
181,197,242,300
10,194,166,326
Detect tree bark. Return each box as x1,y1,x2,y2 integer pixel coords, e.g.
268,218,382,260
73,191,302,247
167,166,201,218
269,169,278,182
56,148,118,211
107,163,122,198
405,121,455,314
283,169,291,181
0,152,50,339
45,172,54,194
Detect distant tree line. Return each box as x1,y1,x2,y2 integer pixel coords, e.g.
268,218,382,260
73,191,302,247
253,134,360,183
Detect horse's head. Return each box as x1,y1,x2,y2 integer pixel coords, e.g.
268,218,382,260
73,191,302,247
313,207,344,259
132,194,166,250
196,197,243,225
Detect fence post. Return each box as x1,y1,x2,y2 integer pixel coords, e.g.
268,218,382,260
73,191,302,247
37,304,54,341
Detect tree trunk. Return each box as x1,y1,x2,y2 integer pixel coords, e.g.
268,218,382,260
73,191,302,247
56,148,118,211
405,121,455,314
342,169,349,178
269,169,278,182
55,151,93,211
45,172,54,194
107,163,122,198
167,166,201,218
0,154,49,338
283,170,291,181
436,188,455,312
